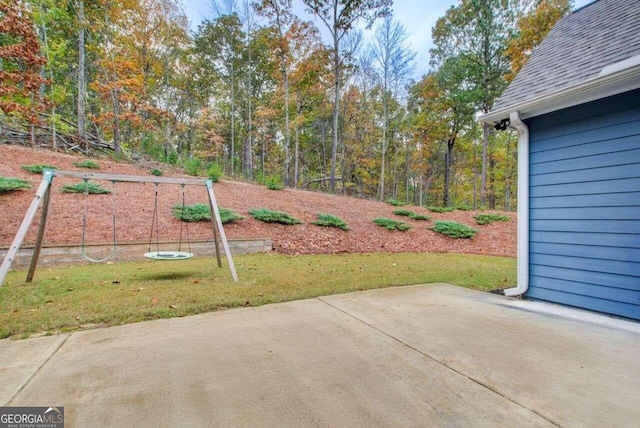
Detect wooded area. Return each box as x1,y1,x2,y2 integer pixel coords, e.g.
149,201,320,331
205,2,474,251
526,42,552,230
0,0,572,209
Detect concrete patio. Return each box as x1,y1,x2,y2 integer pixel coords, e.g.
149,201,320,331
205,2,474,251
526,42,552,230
1,283,639,427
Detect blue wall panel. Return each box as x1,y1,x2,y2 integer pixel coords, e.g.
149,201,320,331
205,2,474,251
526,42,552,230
530,177,640,198
525,89,640,320
530,264,639,291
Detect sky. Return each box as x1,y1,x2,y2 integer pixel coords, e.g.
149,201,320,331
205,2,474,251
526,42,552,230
183,0,595,79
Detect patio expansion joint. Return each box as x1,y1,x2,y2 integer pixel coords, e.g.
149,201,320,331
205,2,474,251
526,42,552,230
7,334,71,406
316,296,561,427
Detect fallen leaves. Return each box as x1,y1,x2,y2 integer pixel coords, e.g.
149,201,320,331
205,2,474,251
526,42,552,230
0,145,516,259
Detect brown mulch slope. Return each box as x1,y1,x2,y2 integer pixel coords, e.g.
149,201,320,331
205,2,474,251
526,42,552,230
0,145,516,257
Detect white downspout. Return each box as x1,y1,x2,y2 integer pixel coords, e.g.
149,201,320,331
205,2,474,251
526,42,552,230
504,111,529,297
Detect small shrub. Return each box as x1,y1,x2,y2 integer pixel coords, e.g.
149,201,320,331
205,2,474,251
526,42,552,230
150,168,163,177
21,164,57,174
218,208,244,224
385,198,406,207
172,203,209,222
0,176,31,192
408,212,431,221
393,209,431,221
427,206,455,213
249,208,301,225
313,213,348,231
474,213,510,225
373,218,412,231
430,221,477,239
393,209,413,217
166,151,179,165
61,181,111,194
183,157,203,176
456,204,473,211
207,163,223,182
172,203,243,224
74,159,100,169
265,175,284,190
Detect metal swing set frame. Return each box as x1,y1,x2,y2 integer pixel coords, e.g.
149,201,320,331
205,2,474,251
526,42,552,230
0,169,238,287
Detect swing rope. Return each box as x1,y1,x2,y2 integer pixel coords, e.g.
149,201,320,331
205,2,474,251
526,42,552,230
145,182,193,260
178,184,191,254
148,183,161,255
81,179,118,263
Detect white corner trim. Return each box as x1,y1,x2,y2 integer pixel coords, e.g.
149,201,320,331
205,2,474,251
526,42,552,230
503,112,529,297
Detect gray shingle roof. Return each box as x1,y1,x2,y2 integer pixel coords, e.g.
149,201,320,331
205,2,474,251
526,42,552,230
492,0,640,111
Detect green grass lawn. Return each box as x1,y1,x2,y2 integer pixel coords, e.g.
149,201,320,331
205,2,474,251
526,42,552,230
0,253,515,339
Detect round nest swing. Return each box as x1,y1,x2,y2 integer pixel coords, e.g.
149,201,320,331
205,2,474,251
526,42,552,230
144,251,193,260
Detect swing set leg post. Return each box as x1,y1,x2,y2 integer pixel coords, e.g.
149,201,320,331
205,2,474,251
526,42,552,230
205,182,222,268
206,180,238,282
0,171,53,288
27,181,53,282
211,220,222,268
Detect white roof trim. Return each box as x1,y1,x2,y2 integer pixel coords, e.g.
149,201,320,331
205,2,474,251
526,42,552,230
599,54,640,77
478,63,640,124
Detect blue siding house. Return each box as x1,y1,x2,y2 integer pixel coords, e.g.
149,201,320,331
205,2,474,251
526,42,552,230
480,0,640,320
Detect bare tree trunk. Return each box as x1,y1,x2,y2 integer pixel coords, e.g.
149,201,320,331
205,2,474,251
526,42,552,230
230,61,235,177
505,134,512,211
473,139,478,210
294,104,300,187
405,143,411,203
244,134,252,177
245,67,253,179
378,100,387,201
39,15,57,149
77,0,86,147
284,75,291,186
260,132,265,179
111,89,121,155
164,122,171,161
330,15,340,193
243,0,254,180
321,122,327,175
443,129,456,207
481,121,489,207
30,101,35,148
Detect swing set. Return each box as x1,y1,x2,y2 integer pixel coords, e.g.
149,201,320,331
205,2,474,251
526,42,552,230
0,169,238,287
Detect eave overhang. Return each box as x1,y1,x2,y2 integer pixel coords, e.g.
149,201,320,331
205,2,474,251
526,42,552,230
478,60,640,125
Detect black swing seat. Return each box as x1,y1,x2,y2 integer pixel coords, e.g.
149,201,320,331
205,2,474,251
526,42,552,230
144,251,193,260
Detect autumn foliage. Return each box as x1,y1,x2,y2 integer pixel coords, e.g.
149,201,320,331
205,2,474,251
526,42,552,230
0,0,48,123
0,0,571,210
505,0,573,82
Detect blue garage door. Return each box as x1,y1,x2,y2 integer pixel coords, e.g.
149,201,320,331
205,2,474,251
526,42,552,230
526,89,640,320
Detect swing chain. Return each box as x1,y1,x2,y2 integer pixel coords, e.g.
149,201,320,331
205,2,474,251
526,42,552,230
81,179,118,263
145,182,193,260
148,183,160,254
178,184,191,254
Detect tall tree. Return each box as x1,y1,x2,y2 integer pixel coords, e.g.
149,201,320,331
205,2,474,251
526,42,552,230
76,0,86,143
286,20,328,187
431,0,517,208
302,0,391,192
210,0,242,175
255,0,294,185
194,14,243,169
370,15,415,201
90,0,189,156
241,0,256,178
